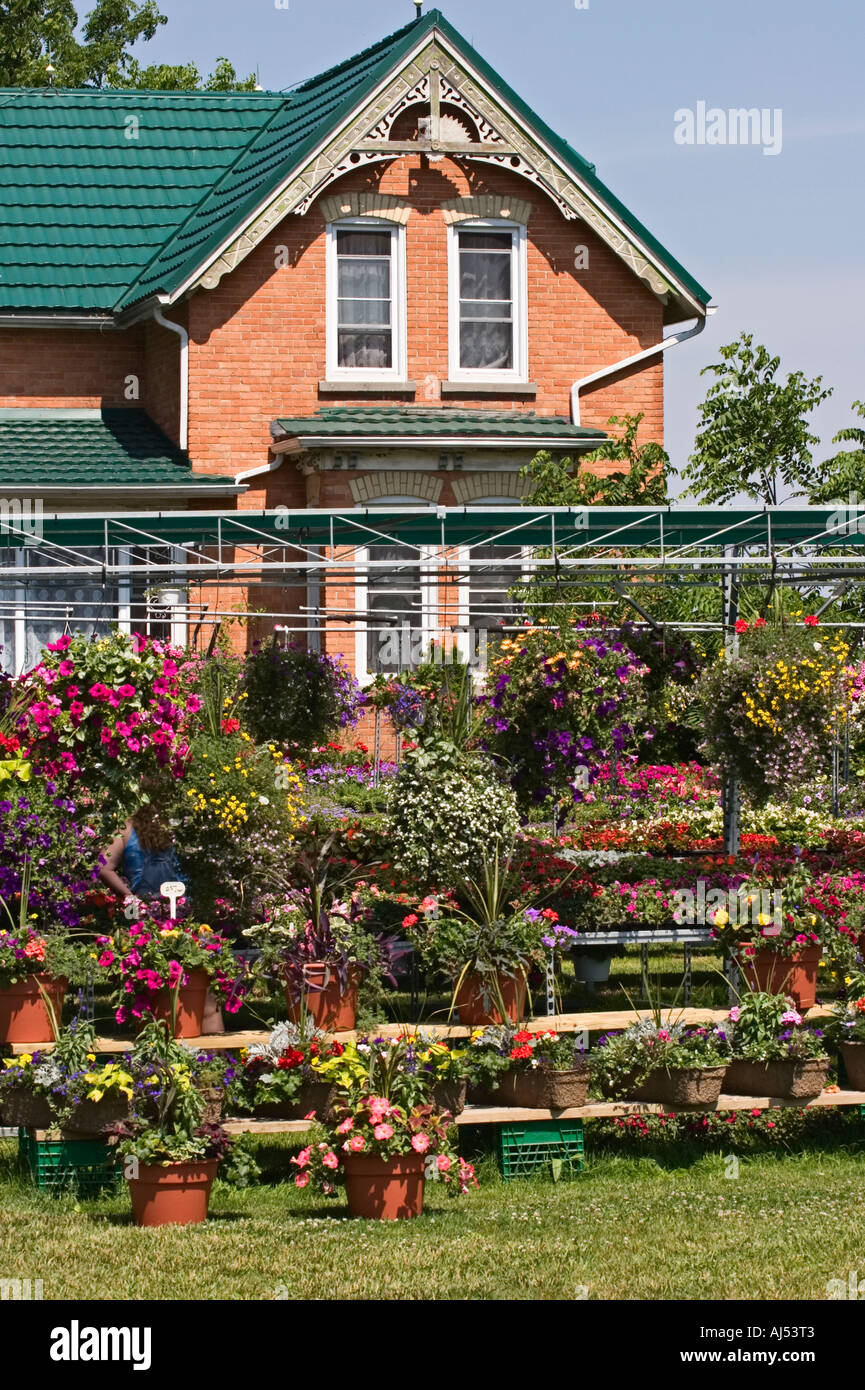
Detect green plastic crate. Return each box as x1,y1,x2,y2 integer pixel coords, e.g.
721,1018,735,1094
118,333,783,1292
18,1130,119,1195
498,1120,585,1180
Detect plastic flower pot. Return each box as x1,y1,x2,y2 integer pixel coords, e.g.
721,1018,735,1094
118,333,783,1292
630,1065,728,1107
285,965,358,1032
150,969,210,1039
453,972,527,1027
840,1042,865,1090
0,974,67,1044
723,1057,829,1100
431,1079,467,1116
342,1152,426,1221
736,945,822,1010
572,952,614,985
127,1159,219,1227
496,1063,591,1110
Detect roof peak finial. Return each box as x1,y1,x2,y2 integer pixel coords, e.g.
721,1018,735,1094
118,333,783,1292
414,1,424,15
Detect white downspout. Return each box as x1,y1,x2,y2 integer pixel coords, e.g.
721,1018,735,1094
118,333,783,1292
234,458,283,485
152,304,189,451
570,307,717,425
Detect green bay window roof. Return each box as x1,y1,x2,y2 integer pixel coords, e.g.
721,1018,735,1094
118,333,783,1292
271,407,608,447
0,409,241,494
0,9,710,316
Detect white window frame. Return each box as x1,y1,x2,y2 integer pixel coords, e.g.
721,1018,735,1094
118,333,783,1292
353,499,437,686
453,498,535,675
326,218,407,383
448,220,529,385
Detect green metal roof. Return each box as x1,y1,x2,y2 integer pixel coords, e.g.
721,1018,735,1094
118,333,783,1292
0,409,240,493
0,9,710,315
0,506,861,558
272,407,607,443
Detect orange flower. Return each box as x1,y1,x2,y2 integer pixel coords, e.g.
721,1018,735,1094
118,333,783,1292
23,938,46,961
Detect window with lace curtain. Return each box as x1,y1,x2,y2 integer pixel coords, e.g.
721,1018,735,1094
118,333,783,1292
448,222,528,382
326,221,406,380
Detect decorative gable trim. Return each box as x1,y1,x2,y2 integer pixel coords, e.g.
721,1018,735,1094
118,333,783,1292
318,193,413,225
451,472,529,504
350,471,443,503
441,195,533,225
189,29,699,315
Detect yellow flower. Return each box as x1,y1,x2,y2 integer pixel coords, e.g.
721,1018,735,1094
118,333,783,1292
713,909,729,926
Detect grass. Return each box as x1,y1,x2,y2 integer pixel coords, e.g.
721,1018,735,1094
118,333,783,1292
2,1125,865,1301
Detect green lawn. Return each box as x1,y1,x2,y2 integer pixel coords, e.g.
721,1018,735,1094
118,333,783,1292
2,1129,864,1301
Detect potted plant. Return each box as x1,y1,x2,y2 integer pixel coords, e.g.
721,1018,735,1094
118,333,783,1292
0,859,84,1043
118,1021,234,1227
593,1019,730,1105
250,828,394,1031
495,1028,591,1109
723,992,830,1100
405,853,545,1026
232,1019,342,1119
826,973,865,1090
0,1016,134,1135
464,1025,516,1104
296,1036,478,1220
94,905,246,1038
415,1036,470,1116
709,863,839,1011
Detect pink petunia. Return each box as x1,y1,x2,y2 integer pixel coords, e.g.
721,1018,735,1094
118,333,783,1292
436,1155,452,1173
322,1152,339,1170
410,1134,429,1153
373,1123,394,1141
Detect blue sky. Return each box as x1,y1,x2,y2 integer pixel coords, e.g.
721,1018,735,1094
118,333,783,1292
134,0,864,489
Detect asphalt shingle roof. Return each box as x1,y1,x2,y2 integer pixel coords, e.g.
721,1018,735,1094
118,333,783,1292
272,407,607,441
0,409,240,491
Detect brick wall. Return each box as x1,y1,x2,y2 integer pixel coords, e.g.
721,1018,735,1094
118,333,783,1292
0,326,144,407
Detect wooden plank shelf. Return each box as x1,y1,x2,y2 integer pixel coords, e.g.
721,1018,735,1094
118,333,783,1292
220,1089,865,1135
7,1005,833,1054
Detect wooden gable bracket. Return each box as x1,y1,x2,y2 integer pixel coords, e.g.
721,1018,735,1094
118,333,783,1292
192,36,679,308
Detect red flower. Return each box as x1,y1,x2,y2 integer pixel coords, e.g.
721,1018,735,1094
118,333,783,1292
277,1049,305,1070
753,617,767,628
510,1045,533,1060
803,615,819,627
513,1030,534,1043
734,619,749,634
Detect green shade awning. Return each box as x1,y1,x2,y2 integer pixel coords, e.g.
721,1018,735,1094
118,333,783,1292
1,505,863,566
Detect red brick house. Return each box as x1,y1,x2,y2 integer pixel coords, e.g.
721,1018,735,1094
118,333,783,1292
0,7,711,680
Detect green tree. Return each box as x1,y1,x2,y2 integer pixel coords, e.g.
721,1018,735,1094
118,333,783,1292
521,412,668,507
809,401,865,505
683,333,832,505
0,0,255,89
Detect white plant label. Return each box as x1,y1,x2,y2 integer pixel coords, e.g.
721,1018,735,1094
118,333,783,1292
160,880,186,918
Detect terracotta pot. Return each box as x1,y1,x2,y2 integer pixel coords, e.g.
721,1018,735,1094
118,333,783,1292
630,1065,727,1107
724,1057,829,1101
61,1093,130,1137
453,972,528,1027
150,969,210,1038
496,1064,591,1111
736,946,822,1010
285,965,358,1032
0,1086,54,1129
128,1158,219,1227
431,1079,467,1116
0,974,67,1044
840,1042,865,1091
342,1152,426,1221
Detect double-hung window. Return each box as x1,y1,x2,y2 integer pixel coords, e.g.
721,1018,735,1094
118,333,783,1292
449,222,528,382
326,221,406,381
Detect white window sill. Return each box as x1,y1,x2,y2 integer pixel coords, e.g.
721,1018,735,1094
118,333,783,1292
441,380,538,397
319,380,417,395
